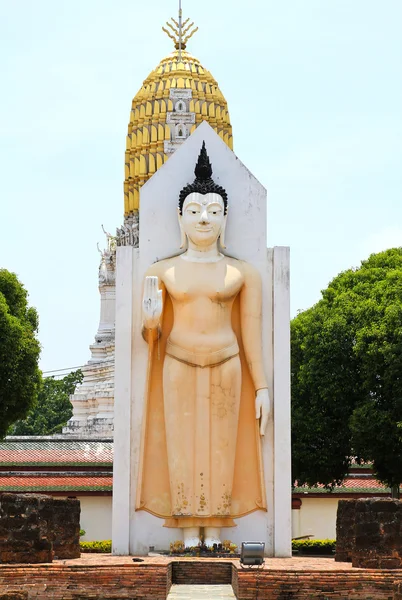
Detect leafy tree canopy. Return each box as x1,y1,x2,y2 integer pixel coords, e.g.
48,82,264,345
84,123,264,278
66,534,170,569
9,369,83,436
292,248,402,491
0,269,41,439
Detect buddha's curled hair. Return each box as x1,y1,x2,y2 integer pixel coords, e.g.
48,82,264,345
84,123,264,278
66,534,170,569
178,141,228,214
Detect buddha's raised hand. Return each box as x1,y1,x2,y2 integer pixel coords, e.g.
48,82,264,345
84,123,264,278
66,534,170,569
142,276,163,330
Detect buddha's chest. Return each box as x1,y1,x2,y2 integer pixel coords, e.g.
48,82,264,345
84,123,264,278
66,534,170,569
162,261,244,303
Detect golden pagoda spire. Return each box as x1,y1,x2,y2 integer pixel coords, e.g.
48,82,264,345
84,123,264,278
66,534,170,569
121,3,233,222
162,1,198,58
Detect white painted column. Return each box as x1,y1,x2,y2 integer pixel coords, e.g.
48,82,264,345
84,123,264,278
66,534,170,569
98,285,116,341
261,248,275,556
112,246,135,555
273,246,292,557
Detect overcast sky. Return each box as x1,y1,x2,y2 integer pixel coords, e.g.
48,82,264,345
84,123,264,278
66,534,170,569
1,0,401,373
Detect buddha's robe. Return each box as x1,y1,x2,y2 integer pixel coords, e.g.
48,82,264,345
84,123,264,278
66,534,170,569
137,256,267,527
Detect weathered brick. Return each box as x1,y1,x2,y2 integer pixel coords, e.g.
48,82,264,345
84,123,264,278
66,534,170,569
1,559,402,599
0,493,80,564
353,498,402,569
172,561,232,584
52,498,80,559
336,497,402,570
335,498,357,562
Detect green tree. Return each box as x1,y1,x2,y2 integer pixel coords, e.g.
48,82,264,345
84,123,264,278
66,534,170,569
10,369,83,436
292,248,402,493
0,269,41,439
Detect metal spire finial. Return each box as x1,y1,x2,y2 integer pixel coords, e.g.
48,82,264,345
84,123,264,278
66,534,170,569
162,1,198,57
178,0,183,60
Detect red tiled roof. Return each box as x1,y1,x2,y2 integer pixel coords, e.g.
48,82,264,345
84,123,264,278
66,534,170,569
0,440,113,467
0,439,391,497
0,475,113,492
294,477,392,494
341,477,387,490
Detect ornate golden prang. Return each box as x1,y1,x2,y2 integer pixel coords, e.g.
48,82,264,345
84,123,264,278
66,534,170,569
123,5,232,217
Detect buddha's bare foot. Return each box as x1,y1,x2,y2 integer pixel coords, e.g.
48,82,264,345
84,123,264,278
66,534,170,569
204,527,221,547
183,527,200,548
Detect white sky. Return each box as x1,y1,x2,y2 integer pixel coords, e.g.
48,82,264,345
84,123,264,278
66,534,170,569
1,0,401,373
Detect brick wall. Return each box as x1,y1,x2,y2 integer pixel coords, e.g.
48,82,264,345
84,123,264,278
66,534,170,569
166,563,172,596
335,497,402,569
0,593,28,600
353,498,402,569
234,569,402,600
172,561,232,584
0,565,168,600
0,494,53,564
0,493,80,564
2,561,402,599
52,498,80,560
335,498,357,562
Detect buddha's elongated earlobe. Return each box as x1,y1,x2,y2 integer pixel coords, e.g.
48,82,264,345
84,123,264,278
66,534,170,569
178,209,187,249
219,214,228,249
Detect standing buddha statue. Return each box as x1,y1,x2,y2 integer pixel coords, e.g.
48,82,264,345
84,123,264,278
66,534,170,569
137,142,270,548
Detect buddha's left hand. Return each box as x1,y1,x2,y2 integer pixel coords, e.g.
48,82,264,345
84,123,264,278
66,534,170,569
255,388,270,436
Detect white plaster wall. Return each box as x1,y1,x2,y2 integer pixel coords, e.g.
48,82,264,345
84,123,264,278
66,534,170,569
80,495,338,543
79,496,113,541
293,498,339,540
292,508,301,539
77,495,340,543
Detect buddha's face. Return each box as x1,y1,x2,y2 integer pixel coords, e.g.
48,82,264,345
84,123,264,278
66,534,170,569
180,192,226,248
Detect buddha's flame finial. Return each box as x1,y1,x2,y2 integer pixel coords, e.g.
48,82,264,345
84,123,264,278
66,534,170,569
194,141,213,181
162,1,198,57
178,142,228,215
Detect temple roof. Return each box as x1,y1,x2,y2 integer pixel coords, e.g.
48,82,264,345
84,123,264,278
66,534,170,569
293,476,397,496
0,474,113,493
124,47,233,216
0,438,395,497
0,438,113,495
0,438,113,467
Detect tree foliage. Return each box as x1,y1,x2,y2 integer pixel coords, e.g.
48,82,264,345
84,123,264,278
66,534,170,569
0,269,41,439
292,248,402,490
10,369,83,436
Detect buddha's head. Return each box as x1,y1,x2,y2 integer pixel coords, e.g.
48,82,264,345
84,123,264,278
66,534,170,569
178,142,228,249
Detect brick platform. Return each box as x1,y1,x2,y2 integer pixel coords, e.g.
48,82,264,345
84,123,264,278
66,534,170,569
1,556,402,599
